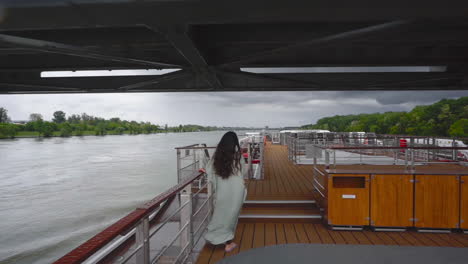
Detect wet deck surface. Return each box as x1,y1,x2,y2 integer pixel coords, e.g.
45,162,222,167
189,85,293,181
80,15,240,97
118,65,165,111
245,143,315,200
196,223,468,264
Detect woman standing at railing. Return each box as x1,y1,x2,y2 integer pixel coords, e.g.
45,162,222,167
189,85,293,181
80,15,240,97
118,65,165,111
199,131,246,252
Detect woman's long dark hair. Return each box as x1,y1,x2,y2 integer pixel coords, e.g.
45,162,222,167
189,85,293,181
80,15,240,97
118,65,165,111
213,131,242,179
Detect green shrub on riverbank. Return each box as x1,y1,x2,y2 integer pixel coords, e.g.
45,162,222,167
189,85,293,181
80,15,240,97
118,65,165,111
302,97,468,137
0,123,18,139
0,110,216,139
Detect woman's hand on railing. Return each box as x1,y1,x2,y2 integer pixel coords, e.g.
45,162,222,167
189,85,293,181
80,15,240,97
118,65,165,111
198,168,206,174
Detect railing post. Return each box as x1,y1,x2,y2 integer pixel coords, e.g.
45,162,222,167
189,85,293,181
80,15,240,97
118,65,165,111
194,147,198,172
248,143,253,179
136,217,150,264
180,186,193,263
404,149,409,169
325,150,330,169
333,150,336,169
260,138,264,179
207,174,213,209
294,138,297,164
452,139,457,161
177,149,181,184
313,156,317,170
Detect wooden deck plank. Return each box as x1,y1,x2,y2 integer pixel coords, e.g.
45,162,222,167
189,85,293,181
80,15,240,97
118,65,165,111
247,180,256,198
283,164,306,195
269,171,279,195
225,223,245,257
275,224,287,244
284,223,299,243
327,230,346,244
376,232,398,245
197,224,468,263
437,234,465,247
362,230,385,245
294,224,310,243
386,232,413,246
253,223,265,249
239,223,254,252
399,232,420,246
195,244,215,264
245,143,318,200
255,179,264,197
339,231,359,244
208,245,226,264
290,165,314,194
408,232,439,247
449,234,468,247
303,223,322,243
265,223,277,246
352,231,373,245
314,224,335,244
424,233,455,247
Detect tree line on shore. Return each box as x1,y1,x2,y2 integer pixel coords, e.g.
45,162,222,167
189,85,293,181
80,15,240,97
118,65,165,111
0,109,216,139
301,97,468,138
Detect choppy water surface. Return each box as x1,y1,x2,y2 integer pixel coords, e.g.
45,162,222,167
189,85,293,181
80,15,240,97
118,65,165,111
0,132,224,264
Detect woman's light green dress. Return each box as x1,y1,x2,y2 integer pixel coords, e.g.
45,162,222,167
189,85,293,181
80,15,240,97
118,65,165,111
204,160,247,245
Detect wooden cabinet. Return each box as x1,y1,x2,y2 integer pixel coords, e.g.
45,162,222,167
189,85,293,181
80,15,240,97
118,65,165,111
370,174,414,227
327,174,369,226
414,175,460,229
461,176,468,230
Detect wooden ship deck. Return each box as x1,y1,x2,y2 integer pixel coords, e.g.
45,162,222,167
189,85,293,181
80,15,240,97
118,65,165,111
245,144,316,201
196,143,468,264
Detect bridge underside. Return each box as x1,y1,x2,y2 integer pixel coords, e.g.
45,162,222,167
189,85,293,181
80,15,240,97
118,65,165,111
1,1,468,94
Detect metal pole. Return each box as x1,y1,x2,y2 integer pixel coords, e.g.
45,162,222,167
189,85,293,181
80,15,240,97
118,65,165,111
452,139,457,161
207,175,213,215
177,149,181,184
325,150,330,169
293,138,296,163
193,146,198,173
136,218,150,264
180,186,192,263
333,150,336,169
405,149,409,169
248,143,253,179
260,138,264,179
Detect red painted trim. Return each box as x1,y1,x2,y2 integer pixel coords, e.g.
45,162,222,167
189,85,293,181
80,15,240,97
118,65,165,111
53,209,146,264
53,172,204,264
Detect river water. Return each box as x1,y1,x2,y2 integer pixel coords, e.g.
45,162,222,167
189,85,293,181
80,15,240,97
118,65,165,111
0,131,225,264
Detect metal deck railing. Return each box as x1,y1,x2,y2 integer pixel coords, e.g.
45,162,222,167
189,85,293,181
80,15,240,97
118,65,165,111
54,144,216,264
285,133,468,166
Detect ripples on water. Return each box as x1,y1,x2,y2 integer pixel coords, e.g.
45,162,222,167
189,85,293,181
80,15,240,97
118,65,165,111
0,132,224,264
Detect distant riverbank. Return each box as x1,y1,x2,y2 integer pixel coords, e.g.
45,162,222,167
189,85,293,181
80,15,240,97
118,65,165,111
0,130,209,139
2,130,161,139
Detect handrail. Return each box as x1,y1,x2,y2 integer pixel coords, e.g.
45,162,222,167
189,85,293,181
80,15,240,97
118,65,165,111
174,144,200,149
175,146,217,150
375,134,468,141
328,146,468,150
53,171,205,264
314,167,325,176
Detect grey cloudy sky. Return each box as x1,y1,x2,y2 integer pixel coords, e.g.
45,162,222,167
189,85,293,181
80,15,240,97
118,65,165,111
0,91,467,127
